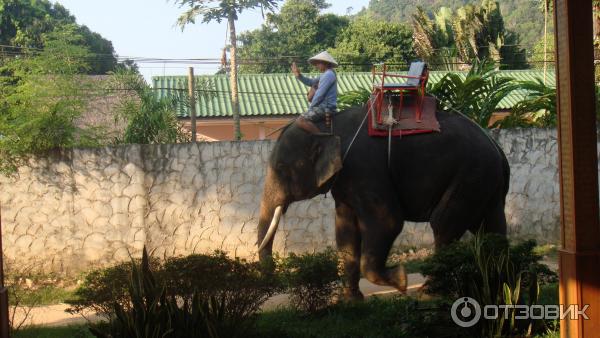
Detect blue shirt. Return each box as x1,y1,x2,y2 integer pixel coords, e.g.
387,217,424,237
297,69,337,110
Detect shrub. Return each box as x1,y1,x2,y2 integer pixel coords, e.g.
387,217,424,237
89,248,217,338
163,251,279,335
279,248,341,313
73,250,278,337
66,259,161,319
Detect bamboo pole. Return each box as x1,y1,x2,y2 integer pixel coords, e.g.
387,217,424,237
188,67,197,143
0,205,10,338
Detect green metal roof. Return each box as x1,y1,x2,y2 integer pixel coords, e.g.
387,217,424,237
152,70,556,118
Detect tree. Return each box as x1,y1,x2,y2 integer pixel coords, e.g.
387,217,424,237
0,0,117,74
412,1,527,69
412,6,456,69
238,0,348,73
362,0,544,51
173,0,280,141
331,16,415,71
0,26,105,174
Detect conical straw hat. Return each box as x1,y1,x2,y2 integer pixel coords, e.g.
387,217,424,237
308,51,338,67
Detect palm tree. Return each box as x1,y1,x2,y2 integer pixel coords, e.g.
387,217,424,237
172,0,280,141
429,59,518,128
537,0,553,84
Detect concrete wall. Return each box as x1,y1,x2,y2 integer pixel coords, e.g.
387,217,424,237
0,129,562,274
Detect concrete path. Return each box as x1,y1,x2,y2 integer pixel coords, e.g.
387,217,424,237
12,274,426,327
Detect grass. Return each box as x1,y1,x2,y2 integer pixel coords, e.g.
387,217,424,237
12,286,75,307
13,325,93,338
253,296,460,338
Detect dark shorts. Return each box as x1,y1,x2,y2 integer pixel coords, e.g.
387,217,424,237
302,106,337,122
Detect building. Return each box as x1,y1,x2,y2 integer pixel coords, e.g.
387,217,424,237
153,70,555,141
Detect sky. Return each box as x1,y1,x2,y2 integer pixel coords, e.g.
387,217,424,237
51,0,370,81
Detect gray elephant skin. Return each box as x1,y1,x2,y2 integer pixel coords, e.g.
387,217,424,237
256,106,510,300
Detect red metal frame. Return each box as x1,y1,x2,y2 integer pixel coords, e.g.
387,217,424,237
371,64,429,123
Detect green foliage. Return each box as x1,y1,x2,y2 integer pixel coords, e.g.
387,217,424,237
420,233,557,337
109,70,190,144
238,0,349,73
429,59,518,127
337,88,371,110
0,0,117,74
278,249,341,313
0,27,106,174
331,16,415,72
172,0,280,27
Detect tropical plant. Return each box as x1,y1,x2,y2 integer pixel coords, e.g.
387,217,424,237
172,0,280,140
420,233,557,337
499,79,556,128
429,59,518,127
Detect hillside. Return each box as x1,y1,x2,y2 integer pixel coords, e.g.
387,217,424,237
361,0,547,50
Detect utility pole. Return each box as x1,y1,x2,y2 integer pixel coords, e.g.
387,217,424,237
0,205,9,338
188,67,197,143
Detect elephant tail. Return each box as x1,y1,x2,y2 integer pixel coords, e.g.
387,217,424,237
501,151,510,198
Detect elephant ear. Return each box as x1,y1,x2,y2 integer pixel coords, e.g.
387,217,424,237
313,135,343,188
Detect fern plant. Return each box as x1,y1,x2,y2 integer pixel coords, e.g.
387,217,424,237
337,88,372,110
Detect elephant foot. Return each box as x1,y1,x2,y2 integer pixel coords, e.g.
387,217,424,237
389,264,408,294
341,287,364,302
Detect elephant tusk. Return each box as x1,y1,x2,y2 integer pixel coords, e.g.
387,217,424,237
258,206,283,252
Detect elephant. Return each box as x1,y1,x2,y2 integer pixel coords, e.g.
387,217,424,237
256,105,510,300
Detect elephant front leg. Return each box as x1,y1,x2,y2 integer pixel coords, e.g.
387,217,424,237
335,202,364,301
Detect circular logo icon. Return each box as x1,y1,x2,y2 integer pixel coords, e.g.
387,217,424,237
451,297,481,328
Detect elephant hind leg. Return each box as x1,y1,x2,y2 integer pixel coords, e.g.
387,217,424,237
430,183,487,249
479,196,507,236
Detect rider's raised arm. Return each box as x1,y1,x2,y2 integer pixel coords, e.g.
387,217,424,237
297,73,319,87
